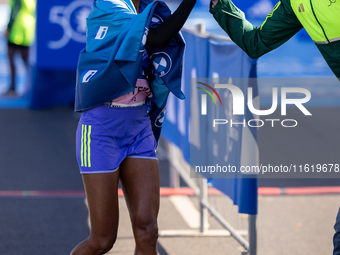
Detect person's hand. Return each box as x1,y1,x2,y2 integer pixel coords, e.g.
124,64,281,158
211,0,218,8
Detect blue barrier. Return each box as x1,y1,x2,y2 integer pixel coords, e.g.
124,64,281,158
162,30,258,215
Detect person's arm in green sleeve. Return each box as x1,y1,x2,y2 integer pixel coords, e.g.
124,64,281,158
7,0,22,31
209,0,303,59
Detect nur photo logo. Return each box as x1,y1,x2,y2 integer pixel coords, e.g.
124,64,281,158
197,79,312,128
197,82,223,115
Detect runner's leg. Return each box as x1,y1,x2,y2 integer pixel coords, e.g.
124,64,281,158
119,158,160,255
70,171,120,255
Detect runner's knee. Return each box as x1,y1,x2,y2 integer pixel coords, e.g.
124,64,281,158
133,217,159,244
88,233,117,253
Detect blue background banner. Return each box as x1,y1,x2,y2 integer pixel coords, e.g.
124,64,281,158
36,0,92,69
29,0,92,108
196,0,277,20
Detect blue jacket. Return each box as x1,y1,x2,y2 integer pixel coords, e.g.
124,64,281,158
75,0,185,112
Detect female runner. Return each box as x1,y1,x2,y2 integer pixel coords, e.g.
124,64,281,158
70,0,196,254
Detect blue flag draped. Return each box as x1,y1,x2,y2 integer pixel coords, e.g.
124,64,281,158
75,0,185,112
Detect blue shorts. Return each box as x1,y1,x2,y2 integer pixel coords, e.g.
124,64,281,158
76,104,157,174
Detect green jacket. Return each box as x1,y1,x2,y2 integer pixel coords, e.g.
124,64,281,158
7,0,36,47
210,0,340,78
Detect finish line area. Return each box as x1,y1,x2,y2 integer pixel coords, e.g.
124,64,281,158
0,0,339,254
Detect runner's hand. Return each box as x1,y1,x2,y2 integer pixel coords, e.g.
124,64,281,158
211,0,218,8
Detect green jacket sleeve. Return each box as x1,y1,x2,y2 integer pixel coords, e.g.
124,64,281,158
209,0,303,59
7,0,22,30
